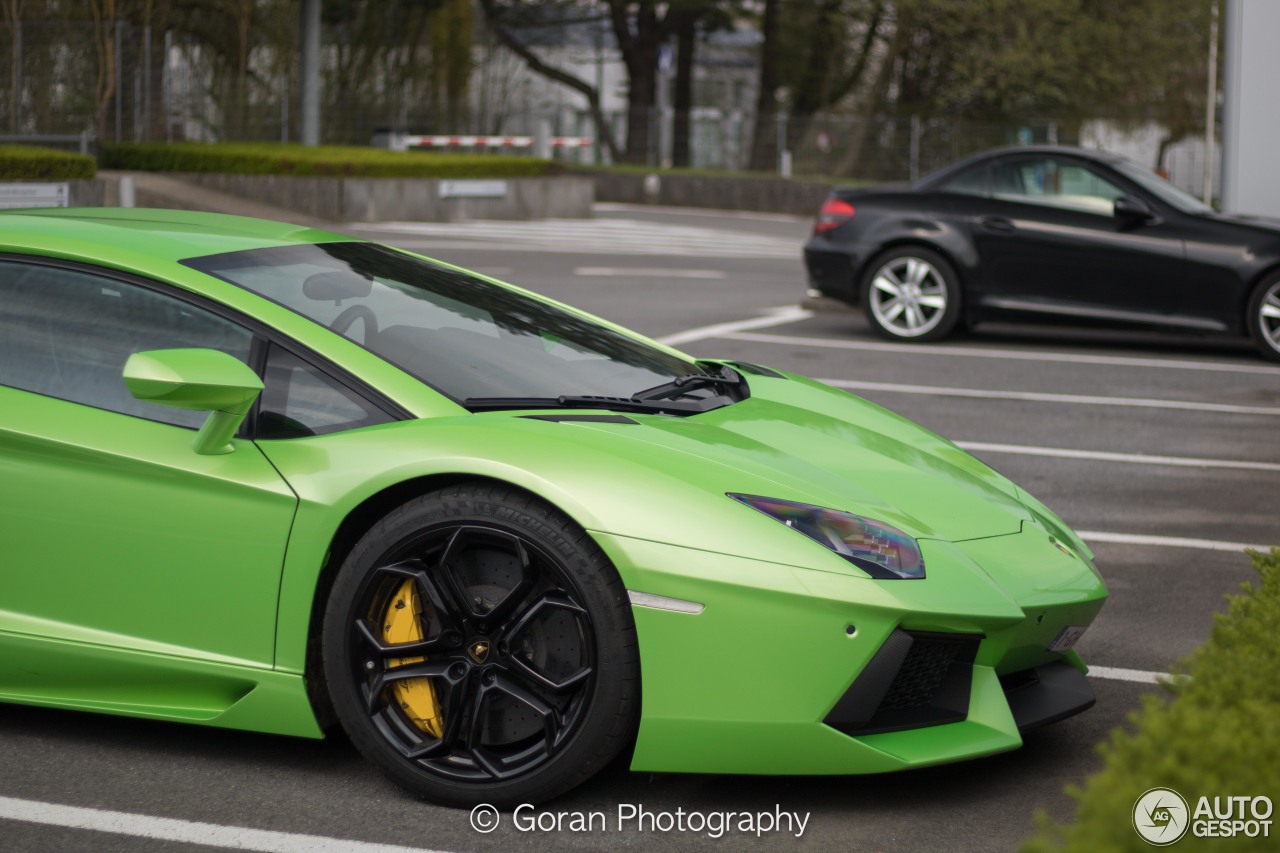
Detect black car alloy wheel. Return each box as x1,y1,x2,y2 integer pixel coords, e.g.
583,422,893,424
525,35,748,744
1249,274,1280,362
322,484,638,807
860,246,962,342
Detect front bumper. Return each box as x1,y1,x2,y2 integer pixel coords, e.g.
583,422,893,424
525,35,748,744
592,525,1106,775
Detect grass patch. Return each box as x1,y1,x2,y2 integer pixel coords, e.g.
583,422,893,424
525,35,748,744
1024,547,1280,852
101,142,560,178
0,145,96,180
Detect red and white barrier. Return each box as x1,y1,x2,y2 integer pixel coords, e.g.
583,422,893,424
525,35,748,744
402,135,593,149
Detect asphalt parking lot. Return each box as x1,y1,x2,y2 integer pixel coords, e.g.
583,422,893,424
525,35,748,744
2,204,1276,852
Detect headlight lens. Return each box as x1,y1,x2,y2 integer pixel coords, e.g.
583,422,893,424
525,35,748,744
730,494,925,579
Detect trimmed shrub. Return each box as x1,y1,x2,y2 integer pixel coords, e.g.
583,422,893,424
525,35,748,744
101,142,559,178
0,145,96,180
1024,548,1280,852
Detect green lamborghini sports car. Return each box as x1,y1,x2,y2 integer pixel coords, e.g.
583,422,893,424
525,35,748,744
0,208,1106,806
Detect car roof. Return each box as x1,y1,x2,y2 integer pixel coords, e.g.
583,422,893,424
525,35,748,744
916,145,1129,188
974,145,1126,162
0,207,354,265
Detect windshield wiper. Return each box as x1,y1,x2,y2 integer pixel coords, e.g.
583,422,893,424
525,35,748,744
631,368,741,401
466,367,744,416
465,395,714,414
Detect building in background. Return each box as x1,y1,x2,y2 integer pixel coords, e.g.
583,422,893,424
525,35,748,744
1221,0,1280,216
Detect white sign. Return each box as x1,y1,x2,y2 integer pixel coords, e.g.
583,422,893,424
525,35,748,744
440,179,508,199
658,44,674,73
0,182,69,209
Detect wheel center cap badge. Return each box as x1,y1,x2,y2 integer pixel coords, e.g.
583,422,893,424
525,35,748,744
467,640,491,664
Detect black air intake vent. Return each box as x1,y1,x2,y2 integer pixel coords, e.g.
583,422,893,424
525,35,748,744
521,414,638,424
879,635,969,710
824,630,982,736
726,361,786,378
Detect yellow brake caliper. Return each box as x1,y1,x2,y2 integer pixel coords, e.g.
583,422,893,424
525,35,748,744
382,578,444,738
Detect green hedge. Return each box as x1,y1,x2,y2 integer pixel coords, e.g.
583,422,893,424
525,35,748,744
1024,547,1280,852
0,145,96,180
101,143,560,178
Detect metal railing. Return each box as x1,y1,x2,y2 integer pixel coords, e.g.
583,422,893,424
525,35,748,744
0,132,94,155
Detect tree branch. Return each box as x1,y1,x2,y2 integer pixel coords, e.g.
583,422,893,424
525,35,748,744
831,1,885,105
478,0,621,161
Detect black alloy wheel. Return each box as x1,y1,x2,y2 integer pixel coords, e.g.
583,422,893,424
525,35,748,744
859,246,963,342
1248,273,1280,362
322,484,638,807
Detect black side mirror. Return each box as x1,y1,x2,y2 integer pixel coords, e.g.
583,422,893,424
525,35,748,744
1114,195,1155,223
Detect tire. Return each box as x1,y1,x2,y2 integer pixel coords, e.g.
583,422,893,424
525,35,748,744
1247,273,1280,362
859,246,962,342
321,482,639,807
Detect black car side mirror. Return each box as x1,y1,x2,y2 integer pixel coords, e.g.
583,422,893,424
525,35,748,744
1114,195,1156,223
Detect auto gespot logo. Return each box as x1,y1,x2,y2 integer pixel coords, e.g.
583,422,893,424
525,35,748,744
1133,787,1274,845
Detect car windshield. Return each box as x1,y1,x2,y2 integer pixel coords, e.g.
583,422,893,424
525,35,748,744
185,242,708,405
1110,159,1213,214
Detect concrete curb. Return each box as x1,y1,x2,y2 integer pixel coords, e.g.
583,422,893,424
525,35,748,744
91,172,595,225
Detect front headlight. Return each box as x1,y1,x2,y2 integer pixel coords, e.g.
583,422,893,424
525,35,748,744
729,494,925,579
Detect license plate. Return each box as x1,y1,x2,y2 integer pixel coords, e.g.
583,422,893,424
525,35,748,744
1047,626,1088,653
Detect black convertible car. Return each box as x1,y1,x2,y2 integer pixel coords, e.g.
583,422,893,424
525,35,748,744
804,146,1280,361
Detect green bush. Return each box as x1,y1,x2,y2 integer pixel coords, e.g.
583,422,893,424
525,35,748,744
0,145,96,180
1024,548,1280,852
101,142,559,178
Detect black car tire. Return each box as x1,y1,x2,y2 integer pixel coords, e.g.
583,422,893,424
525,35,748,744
1247,273,1280,362
859,247,963,342
322,482,639,807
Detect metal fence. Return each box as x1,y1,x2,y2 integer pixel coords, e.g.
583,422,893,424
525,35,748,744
491,107,1071,181
0,21,445,147
0,21,1212,197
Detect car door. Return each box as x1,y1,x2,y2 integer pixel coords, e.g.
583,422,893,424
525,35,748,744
0,258,298,685
956,154,1188,320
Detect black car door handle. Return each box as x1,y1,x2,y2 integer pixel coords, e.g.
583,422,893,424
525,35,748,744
980,216,1016,233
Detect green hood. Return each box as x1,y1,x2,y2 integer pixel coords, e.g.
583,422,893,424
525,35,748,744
516,372,1032,544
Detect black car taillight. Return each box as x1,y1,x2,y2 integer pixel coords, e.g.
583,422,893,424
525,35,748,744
814,198,855,234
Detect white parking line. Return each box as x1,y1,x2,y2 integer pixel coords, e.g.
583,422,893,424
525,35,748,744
729,331,1280,376
381,239,797,258
1088,666,1166,685
658,306,814,346
574,266,727,279
355,220,800,259
594,202,807,223
955,441,1280,472
1078,531,1273,553
0,795,440,853
822,378,1280,416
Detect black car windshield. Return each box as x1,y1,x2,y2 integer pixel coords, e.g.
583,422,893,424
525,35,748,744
1110,160,1213,214
185,242,708,405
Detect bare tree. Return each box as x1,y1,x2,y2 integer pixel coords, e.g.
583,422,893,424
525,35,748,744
89,0,118,140
746,0,779,171
477,0,621,161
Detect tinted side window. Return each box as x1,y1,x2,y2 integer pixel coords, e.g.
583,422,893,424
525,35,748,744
257,344,394,439
989,157,1125,216
938,163,989,196
0,261,252,427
